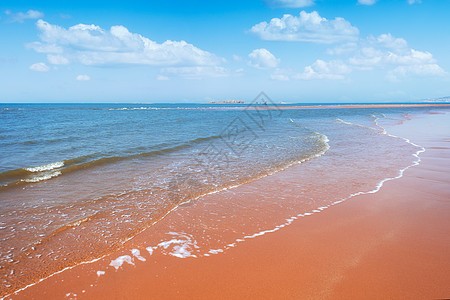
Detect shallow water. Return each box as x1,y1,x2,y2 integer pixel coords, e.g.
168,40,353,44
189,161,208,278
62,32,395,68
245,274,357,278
0,103,441,295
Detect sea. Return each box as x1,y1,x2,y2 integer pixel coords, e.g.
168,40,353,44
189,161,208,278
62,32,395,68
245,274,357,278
0,101,446,295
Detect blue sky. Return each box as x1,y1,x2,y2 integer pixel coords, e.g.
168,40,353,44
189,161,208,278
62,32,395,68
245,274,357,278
0,0,449,103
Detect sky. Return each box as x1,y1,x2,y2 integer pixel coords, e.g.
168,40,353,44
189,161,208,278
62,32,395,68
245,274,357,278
0,0,449,103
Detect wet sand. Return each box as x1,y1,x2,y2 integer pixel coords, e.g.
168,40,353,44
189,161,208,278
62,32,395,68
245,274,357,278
7,111,450,299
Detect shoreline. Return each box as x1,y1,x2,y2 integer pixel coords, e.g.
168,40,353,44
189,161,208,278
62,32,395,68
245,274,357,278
5,110,450,299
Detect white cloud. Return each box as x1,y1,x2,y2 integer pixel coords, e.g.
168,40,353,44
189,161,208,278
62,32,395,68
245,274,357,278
76,74,90,81
313,33,446,80
265,0,315,8
326,42,358,55
348,34,439,71
27,42,63,54
47,54,70,65
6,10,43,23
29,20,222,68
372,33,408,51
298,59,351,80
270,32,445,81
157,75,169,80
358,0,421,6
357,0,378,5
29,62,50,72
248,48,280,69
250,11,359,44
160,66,229,80
388,64,445,81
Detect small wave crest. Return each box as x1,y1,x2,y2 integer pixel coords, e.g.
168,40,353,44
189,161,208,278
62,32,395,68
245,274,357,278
0,134,224,188
109,107,160,111
25,161,64,173
22,171,62,183
108,107,203,111
335,118,379,131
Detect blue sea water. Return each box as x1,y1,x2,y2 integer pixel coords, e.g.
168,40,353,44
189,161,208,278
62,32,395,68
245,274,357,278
0,102,437,183
0,102,446,295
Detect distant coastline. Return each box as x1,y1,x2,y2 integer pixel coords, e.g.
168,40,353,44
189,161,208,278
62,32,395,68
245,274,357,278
248,103,450,110
209,100,245,104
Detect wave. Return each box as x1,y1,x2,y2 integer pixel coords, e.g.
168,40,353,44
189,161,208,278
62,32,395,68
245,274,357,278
22,171,62,183
35,115,423,289
0,130,331,298
0,134,223,188
109,107,166,111
25,161,64,173
107,106,245,111
0,162,65,186
335,118,379,131
108,107,210,111
0,107,22,112
106,116,424,267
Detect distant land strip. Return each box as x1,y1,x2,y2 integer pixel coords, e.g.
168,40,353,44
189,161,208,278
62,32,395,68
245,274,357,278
248,104,450,110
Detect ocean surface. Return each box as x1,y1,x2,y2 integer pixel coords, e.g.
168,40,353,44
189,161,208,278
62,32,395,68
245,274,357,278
0,102,445,295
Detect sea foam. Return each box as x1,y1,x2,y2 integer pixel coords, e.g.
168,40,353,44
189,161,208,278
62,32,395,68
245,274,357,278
25,161,64,172
109,255,134,270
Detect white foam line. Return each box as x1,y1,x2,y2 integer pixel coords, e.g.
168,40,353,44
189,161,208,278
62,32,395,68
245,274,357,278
109,255,134,270
2,253,109,299
171,245,194,258
25,161,64,172
131,249,146,262
208,249,224,254
199,115,425,258
6,116,417,298
96,270,105,277
158,239,185,249
335,118,379,131
146,247,155,256
22,170,62,183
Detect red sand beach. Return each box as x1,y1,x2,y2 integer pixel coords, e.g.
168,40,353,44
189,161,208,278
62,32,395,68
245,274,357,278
6,110,450,300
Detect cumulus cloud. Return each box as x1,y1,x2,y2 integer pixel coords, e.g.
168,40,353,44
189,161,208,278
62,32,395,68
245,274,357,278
388,64,445,81
307,33,446,80
160,66,229,80
357,0,378,5
29,62,50,72
29,20,222,68
298,59,351,80
347,34,442,74
76,74,90,81
265,0,315,8
250,11,359,44
47,54,70,65
248,48,280,69
5,9,43,23
272,33,445,81
358,0,420,6
157,75,169,81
